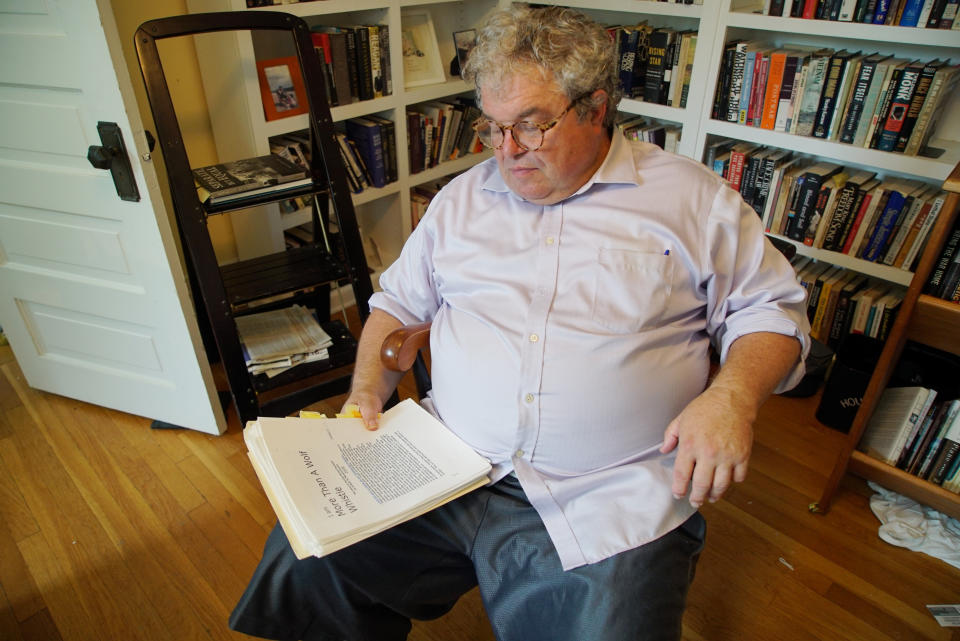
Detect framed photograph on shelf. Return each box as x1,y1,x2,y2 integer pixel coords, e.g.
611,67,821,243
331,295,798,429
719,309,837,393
256,56,309,121
401,10,445,89
453,29,477,75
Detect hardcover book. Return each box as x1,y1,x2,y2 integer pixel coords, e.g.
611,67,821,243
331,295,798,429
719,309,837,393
875,60,925,151
192,154,310,205
860,387,934,466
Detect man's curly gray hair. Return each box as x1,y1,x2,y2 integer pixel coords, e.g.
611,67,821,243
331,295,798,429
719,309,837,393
461,4,622,129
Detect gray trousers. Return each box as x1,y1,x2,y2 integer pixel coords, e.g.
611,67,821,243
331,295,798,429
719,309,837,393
230,474,705,641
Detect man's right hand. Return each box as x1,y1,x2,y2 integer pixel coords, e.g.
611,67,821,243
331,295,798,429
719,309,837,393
341,392,383,430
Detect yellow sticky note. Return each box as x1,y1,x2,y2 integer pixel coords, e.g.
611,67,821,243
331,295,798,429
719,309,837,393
335,404,362,419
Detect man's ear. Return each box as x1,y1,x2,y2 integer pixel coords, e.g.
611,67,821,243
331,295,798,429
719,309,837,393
589,89,608,126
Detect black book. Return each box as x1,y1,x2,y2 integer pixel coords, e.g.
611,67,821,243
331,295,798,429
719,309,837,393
644,30,672,105
924,217,960,295
350,26,374,101
192,154,309,204
366,114,398,183
712,43,738,120
838,53,889,144
925,0,949,26
868,63,907,149
770,0,787,15
787,162,843,241
813,50,860,139
894,59,944,153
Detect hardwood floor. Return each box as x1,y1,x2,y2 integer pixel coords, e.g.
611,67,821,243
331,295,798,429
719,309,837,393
1,338,958,641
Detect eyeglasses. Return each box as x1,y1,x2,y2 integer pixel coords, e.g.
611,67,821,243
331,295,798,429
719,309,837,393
472,93,589,152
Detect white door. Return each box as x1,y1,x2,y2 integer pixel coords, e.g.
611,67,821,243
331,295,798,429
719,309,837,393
0,0,227,434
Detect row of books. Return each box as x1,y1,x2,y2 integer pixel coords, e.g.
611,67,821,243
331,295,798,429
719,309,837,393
754,0,960,28
310,24,392,106
607,25,697,108
707,141,946,269
616,114,682,153
409,177,454,230
923,213,960,302
407,99,485,174
861,386,960,494
794,255,906,345
712,42,958,157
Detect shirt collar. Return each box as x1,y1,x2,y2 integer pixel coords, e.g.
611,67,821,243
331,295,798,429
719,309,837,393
480,129,643,197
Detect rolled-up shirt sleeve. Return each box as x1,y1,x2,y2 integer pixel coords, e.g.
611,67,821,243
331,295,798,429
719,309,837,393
703,183,812,393
368,209,441,325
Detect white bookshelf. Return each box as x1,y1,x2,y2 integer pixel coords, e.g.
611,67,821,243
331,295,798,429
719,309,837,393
187,0,959,290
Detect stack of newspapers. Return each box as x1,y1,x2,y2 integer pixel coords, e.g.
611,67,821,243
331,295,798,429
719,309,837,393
244,399,492,559
236,304,332,378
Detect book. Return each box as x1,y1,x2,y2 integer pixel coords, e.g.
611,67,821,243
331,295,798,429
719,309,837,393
917,400,960,479
925,216,960,295
837,53,890,144
882,187,931,265
759,49,789,130
827,273,868,347
903,63,960,156
826,52,865,141
243,398,492,560
893,58,944,152
804,169,850,247
820,169,876,250
774,51,807,133
865,181,924,261
906,401,958,475
787,161,843,241
931,410,960,485
312,28,355,105
898,190,946,270
345,117,388,188
860,386,933,465
874,60,924,151
812,50,861,139
864,60,910,149
851,56,903,147
192,154,310,205
793,49,834,136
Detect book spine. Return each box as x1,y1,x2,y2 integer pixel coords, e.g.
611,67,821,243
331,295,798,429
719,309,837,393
795,56,830,137
863,191,907,261
822,184,858,250
868,66,904,149
894,62,938,153
813,54,848,138
789,174,825,241
727,41,749,121
839,60,878,144
761,52,787,130
876,66,921,152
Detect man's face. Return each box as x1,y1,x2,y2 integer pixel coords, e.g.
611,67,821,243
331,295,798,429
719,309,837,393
479,70,609,205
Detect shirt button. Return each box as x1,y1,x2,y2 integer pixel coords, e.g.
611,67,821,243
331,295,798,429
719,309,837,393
515,449,525,458
524,393,534,403
529,333,539,342
545,236,555,245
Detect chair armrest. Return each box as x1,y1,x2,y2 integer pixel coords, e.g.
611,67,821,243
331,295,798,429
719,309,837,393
380,321,432,372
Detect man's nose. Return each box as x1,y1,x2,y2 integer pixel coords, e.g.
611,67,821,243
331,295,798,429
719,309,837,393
500,128,526,155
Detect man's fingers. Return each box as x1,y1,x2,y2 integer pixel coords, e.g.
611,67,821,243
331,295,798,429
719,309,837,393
671,452,694,499
708,466,733,503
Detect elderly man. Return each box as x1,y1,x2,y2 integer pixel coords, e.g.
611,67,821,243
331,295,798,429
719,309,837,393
231,5,810,640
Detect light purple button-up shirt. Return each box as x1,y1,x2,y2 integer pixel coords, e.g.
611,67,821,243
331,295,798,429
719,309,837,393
369,132,811,570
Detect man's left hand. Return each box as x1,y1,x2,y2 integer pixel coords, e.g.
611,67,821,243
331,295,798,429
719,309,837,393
660,383,755,508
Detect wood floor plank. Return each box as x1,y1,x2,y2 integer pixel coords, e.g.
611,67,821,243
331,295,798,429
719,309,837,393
16,529,96,641
0,582,26,641
107,410,207,514
0,422,39,542
178,430,277,530
0,395,169,641
18,607,64,641
180,451,271,559
0,511,44,623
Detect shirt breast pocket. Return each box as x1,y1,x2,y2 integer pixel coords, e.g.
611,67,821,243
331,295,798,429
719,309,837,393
591,248,674,333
